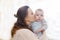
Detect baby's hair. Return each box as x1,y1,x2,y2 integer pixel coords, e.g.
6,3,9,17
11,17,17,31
36,9,43,11
35,9,44,17
35,9,44,14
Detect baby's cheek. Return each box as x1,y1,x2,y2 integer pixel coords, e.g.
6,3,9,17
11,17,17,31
35,16,39,19
40,17,44,20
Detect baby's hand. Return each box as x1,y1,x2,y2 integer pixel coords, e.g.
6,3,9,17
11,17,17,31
35,28,44,34
35,31,39,34
34,30,39,34
40,28,45,33
35,29,42,34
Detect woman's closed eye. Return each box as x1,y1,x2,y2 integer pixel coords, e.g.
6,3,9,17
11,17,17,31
31,13,33,15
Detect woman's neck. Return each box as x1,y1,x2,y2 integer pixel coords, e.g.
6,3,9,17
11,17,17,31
26,20,31,25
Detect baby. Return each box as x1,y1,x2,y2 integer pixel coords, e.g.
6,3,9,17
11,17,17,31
30,9,47,39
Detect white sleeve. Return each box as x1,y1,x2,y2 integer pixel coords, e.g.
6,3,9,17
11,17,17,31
12,29,39,40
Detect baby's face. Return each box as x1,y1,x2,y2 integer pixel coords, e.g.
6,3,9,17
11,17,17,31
35,11,44,21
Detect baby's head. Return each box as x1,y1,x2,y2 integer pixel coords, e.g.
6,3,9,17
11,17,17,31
35,9,44,21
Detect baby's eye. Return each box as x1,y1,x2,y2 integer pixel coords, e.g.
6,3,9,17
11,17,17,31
41,15,43,16
36,15,39,16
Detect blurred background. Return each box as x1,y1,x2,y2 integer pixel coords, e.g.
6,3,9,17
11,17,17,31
0,0,60,40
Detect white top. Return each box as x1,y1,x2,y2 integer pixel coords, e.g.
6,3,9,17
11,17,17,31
12,29,39,40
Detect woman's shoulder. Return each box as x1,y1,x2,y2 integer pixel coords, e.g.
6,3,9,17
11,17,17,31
13,29,39,40
16,29,32,33
15,29,34,35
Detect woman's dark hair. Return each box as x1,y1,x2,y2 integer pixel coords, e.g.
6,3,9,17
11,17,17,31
15,6,29,27
11,6,32,37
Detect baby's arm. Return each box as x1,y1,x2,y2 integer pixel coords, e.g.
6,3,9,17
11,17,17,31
39,19,48,33
35,27,44,34
35,19,48,33
41,19,48,31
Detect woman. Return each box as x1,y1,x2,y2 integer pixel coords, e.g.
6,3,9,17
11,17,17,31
11,6,39,40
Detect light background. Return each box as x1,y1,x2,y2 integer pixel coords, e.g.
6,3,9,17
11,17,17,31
0,0,60,40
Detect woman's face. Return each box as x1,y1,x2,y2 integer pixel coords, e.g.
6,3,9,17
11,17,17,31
25,8,35,24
